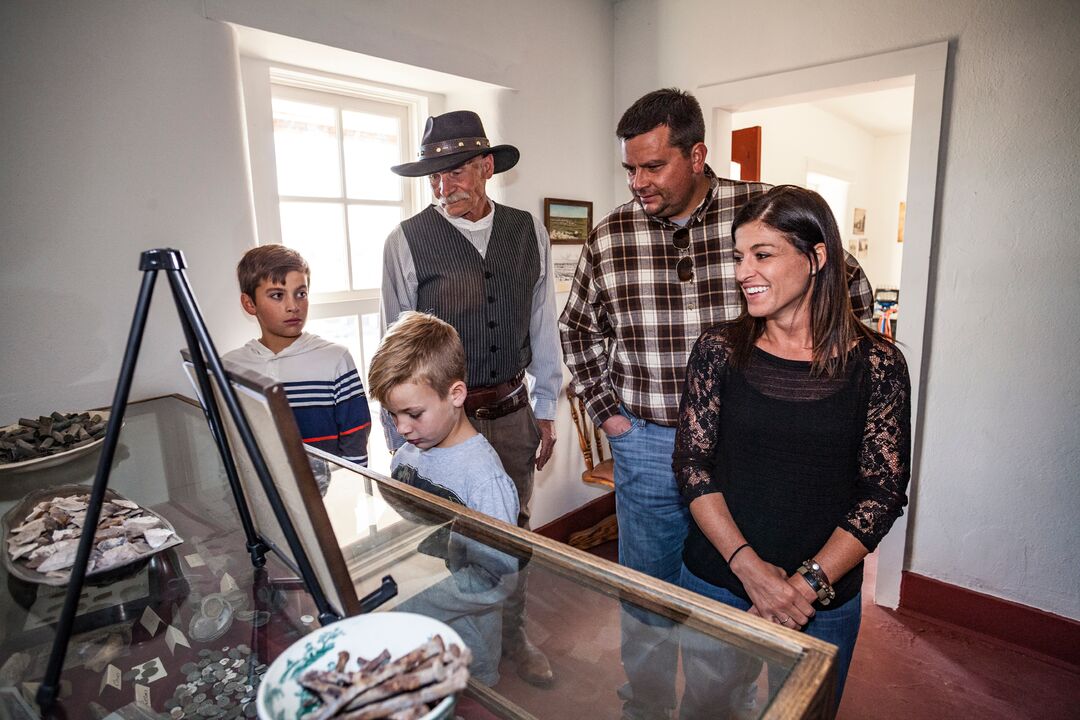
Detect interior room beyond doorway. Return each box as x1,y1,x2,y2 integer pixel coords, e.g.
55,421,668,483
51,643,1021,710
731,85,914,333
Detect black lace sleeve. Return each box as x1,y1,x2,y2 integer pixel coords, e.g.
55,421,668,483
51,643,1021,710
673,327,732,503
841,341,912,550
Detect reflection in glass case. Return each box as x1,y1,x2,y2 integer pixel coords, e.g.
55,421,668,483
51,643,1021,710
0,396,836,719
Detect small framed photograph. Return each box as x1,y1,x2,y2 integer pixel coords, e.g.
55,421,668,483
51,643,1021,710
544,198,593,245
852,207,867,235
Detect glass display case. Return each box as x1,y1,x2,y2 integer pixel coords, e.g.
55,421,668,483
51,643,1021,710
0,396,836,719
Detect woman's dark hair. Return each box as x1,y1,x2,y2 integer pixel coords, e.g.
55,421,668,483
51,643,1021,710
616,88,704,157
728,185,883,375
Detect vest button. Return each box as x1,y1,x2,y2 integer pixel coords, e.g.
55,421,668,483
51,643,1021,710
490,370,498,378
487,296,495,303
484,271,493,279
490,345,498,352
488,321,496,328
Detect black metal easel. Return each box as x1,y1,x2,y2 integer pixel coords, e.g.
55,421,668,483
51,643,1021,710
36,249,362,712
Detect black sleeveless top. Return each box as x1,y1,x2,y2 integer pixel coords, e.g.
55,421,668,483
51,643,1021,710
674,323,911,608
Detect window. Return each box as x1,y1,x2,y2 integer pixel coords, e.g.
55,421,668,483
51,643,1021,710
239,69,430,474
262,74,425,383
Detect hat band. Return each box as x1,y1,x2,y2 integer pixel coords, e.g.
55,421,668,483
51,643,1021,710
419,136,490,159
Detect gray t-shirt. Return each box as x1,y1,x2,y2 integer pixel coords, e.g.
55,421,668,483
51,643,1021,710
390,434,520,686
390,434,519,524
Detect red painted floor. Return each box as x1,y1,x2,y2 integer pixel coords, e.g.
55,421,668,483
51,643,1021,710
838,553,1080,719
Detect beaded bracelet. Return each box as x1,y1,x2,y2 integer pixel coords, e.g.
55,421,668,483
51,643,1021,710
797,559,836,606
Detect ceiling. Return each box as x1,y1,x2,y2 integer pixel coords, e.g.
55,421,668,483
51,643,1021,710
812,86,915,137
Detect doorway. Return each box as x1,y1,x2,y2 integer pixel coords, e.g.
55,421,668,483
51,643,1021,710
696,42,949,608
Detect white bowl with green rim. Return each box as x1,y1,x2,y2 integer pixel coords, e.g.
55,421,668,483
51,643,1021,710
257,611,465,720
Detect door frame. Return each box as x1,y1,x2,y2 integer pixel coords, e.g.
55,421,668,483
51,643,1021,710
696,42,949,608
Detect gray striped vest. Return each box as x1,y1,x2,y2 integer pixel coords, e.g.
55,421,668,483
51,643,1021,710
401,205,539,388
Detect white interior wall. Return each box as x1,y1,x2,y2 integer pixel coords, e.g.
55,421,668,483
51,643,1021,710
0,0,256,418
0,0,615,527
867,133,910,290
615,0,1080,619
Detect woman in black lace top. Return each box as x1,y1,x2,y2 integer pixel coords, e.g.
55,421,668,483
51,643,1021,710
673,186,911,714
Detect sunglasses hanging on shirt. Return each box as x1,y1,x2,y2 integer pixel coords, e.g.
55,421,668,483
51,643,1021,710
672,227,693,282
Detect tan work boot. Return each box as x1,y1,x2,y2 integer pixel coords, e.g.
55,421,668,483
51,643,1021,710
504,631,554,687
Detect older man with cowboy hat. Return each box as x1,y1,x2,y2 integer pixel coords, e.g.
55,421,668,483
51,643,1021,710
381,110,560,687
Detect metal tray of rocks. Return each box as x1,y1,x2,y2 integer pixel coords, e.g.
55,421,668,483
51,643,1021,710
3,484,184,586
0,410,114,474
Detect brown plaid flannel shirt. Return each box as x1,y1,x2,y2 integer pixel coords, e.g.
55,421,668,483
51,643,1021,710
559,167,873,427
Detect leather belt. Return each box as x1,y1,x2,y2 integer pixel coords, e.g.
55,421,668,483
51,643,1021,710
465,371,527,420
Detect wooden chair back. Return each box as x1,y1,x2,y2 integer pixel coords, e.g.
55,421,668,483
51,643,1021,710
566,386,614,489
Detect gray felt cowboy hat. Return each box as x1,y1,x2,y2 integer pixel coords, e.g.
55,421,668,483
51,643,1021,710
390,110,520,177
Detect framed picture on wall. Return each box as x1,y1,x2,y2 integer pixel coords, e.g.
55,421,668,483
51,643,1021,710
852,207,867,235
544,198,593,245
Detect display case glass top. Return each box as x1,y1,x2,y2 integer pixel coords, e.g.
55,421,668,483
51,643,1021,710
0,396,835,719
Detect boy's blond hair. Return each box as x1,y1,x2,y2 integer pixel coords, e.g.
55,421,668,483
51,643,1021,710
236,244,310,299
368,312,466,403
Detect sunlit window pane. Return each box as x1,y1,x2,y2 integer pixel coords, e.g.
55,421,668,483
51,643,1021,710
343,111,403,201
272,99,341,197
279,201,349,292
347,205,403,290
306,315,361,368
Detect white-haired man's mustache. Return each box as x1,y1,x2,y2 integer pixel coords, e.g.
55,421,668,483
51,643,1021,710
440,191,471,205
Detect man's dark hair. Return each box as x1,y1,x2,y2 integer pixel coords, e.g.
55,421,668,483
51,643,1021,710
616,88,705,156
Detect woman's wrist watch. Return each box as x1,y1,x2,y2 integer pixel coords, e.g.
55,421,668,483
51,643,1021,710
797,559,836,606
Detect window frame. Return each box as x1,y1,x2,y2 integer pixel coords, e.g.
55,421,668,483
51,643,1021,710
263,69,427,303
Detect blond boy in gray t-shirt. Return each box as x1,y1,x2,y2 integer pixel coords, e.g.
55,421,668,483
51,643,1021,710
368,311,519,685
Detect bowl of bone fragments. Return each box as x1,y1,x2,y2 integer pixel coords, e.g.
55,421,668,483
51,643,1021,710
257,611,470,720
3,484,183,587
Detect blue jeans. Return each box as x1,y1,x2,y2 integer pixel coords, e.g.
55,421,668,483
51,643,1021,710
678,564,861,717
607,408,690,719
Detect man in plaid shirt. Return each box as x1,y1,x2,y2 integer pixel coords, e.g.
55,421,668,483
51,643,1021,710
559,88,872,719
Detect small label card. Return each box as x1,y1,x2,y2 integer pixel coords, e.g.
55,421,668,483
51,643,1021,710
220,572,239,594
100,664,122,694
139,606,162,636
165,625,191,655
131,657,167,684
184,552,206,568
134,683,152,709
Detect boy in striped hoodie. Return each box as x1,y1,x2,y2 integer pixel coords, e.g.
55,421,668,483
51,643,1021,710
222,245,371,475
